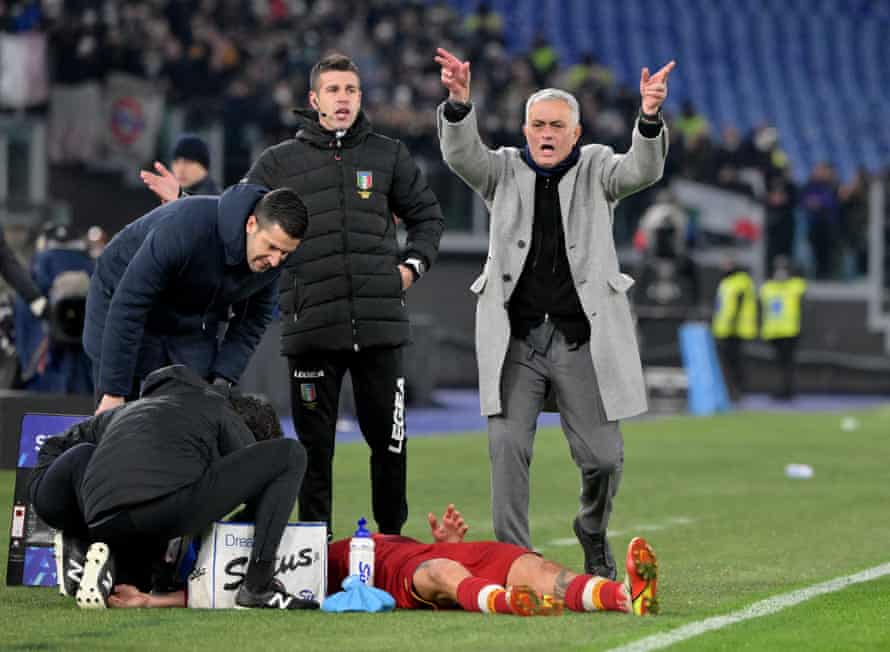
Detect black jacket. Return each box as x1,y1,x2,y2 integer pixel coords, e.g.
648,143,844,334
246,109,444,355
184,175,221,196
31,365,256,524
83,184,279,396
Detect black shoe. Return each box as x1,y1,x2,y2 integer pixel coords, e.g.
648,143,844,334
54,531,88,598
75,542,116,609
152,537,188,594
235,578,320,610
573,519,617,580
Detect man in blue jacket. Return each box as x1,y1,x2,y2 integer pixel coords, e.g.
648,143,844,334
83,184,307,414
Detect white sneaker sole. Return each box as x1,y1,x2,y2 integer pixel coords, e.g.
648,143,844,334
75,543,112,610
53,531,67,597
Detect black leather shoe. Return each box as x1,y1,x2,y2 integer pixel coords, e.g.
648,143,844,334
573,518,617,580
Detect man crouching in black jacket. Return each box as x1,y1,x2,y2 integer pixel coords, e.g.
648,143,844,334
28,364,318,611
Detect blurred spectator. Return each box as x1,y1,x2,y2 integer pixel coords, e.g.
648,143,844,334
558,52,614,93
764,169,797,270
712,259,757,401
86,226,108,261
674,100,710,146
838,168,869,277
14,223,94,394
528,34,558,85
759,255,806,400
463,2,503,43
0,223,46,319
715,164,755,197
140,133,220,202
169,133,217,194
800,162,841,279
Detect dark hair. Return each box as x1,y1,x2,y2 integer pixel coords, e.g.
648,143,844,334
229,393,284,442
310,53,360,91
254,188,308,240
171,133,210,169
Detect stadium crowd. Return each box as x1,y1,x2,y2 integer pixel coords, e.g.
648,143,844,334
0,0,874,280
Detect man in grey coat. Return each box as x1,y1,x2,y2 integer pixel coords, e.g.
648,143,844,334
435,48,674,579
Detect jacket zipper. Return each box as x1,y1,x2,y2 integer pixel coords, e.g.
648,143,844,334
202,284,221,331
292,276,301,321
333,135,359,352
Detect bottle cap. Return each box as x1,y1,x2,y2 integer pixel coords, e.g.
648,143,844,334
354,517,371,538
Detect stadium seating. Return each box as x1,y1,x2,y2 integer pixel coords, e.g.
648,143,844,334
446,0,890,182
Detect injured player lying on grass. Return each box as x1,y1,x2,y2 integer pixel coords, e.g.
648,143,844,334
105,505,658,616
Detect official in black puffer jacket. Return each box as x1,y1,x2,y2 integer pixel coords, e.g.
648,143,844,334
245,53,445,538
83,184,308,415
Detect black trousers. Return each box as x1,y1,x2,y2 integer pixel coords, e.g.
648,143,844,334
289,346,408,535
716,336,745,401
31,438,306,590
770,336,799,399
30,442,95,541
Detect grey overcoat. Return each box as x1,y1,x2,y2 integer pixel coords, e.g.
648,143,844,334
437,103,668,420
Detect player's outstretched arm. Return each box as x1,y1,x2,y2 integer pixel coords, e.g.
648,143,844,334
108,584,186,609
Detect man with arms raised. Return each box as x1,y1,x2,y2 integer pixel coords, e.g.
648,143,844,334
435,47,673,580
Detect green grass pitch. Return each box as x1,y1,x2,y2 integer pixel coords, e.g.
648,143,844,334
2,405,890,651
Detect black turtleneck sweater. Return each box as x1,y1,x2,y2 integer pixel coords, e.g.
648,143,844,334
509,160,590,344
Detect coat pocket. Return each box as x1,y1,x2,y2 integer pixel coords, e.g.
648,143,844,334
470,271,488,296
607,272,636,294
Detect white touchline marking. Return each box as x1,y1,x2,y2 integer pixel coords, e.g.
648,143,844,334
604,562,890,652
537,517,696,551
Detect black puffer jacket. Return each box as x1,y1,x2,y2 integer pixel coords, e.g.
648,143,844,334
246,109,444,355
30,365,255,524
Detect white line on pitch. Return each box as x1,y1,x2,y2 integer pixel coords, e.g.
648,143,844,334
537,516,695,551
604,562,890,652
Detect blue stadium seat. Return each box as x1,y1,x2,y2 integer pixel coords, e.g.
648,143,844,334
443,0,890,182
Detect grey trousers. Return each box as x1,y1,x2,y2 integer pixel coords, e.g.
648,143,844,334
488,332,624,549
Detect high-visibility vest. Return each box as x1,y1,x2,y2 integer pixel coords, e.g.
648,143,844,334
760,277,806,340
712,271,757,339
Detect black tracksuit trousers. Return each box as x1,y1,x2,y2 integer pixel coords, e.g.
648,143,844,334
288,345,408,536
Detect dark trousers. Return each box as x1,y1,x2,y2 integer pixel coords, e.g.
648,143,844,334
30,443,95,540
771,336,799,399
716,336,745,401
289,346,408,535
488,333,623,550
32,438,306,591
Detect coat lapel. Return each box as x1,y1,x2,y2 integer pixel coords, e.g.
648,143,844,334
557,162,581,234
514,162,536,221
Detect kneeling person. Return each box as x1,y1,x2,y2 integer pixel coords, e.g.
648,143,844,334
29,364,317,610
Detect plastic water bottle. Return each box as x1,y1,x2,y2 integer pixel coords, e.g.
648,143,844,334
349,517,375,586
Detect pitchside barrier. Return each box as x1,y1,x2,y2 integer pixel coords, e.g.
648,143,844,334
6,412,90,586
678,322,731,415
6,410,329,607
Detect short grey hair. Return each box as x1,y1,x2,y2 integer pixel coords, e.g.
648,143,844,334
524,88,580,126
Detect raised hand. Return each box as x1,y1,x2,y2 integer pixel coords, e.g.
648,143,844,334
434,47,471,103
427,503,469,543
95,394,124,415
140,160,181,203
639,60,676,115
